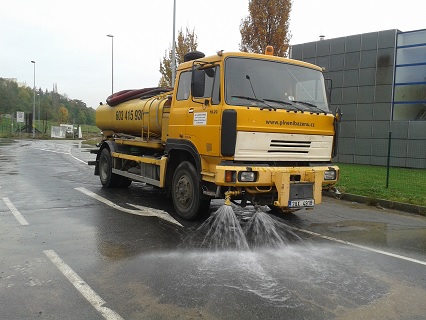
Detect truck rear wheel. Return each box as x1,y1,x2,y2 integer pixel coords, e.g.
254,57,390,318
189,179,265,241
99,148,121,188
172,161,210,220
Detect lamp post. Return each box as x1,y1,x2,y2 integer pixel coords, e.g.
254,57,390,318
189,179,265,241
171,0,176,85
106,34,114,94
31,60,36,138
38,92,41,126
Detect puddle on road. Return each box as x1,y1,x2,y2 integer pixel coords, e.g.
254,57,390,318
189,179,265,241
127,206,425,318
0,141,18,175
0,139,16,146
125,244,399,319
311,220,426,253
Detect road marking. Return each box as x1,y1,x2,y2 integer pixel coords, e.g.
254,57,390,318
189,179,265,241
32,146,87,164
2,197,29,226
68,147,88,164
291,226,426,266
32,147,69,155
43,250,123,320
75,187,183,227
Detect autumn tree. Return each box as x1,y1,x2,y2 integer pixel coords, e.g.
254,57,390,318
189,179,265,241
240,0,292,57
159,27,198,87
58,105,69,123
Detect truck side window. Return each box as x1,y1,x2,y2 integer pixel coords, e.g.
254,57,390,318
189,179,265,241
211,66,221,105
176,71,192,100
195,66,221,105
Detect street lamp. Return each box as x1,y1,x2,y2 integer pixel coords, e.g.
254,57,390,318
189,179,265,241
31,60,36,138
171,0,176,85
106,34,114,94
37,92,41,126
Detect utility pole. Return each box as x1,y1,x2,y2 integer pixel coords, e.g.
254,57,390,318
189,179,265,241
171,0,176,86
31,60,36,138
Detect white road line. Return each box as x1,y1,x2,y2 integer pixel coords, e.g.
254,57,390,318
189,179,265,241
32,146,87,164
2,197,29,226
43,250,123,320
292,226,426,267
32,147,69,155
75,187,183,227
68,147,88,164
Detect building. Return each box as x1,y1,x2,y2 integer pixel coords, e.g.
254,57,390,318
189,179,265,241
290,29,426,169
3,78,27,88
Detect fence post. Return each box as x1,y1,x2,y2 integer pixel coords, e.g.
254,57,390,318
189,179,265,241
386,131,392,189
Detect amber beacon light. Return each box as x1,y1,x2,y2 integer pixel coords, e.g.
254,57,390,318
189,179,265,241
265,46,274,55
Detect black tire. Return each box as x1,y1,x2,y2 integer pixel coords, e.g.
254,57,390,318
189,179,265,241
172,161,210,220
99,148,121,188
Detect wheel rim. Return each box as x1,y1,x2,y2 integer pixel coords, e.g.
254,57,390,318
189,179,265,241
175,174,193,209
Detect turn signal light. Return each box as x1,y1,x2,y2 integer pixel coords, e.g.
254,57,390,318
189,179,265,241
225,170,236,182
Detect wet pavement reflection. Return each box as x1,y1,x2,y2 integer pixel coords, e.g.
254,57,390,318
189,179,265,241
1,139,425,319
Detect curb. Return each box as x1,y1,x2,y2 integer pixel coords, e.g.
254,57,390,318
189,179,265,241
323,191,426,216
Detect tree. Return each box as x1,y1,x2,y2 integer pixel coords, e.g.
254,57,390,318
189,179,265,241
158,27,198,87
0,78,96,127
58,105,69,123
240,0,292,57
77,110,87,124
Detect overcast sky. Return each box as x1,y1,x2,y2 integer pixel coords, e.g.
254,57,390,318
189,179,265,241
1,0,425,110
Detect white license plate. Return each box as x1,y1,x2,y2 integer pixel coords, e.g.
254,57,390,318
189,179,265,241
288,199,314,208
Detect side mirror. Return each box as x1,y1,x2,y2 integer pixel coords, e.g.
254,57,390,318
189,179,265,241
191,69,205,98
325,78,332,104
335,105,342,122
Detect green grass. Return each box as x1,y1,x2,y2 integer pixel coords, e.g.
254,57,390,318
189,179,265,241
336,163,426,207
0,119,100,139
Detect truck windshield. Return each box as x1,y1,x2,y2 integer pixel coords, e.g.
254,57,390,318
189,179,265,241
225,57,329,112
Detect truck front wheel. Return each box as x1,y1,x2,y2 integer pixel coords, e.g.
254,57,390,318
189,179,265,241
172,161,210,220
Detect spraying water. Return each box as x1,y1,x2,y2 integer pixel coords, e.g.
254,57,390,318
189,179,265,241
195,202,301,251
198,204,249,250
243,209,301,249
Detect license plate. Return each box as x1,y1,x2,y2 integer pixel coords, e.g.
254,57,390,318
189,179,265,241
288,199,314,208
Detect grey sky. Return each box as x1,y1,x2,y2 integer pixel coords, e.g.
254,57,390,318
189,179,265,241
1,0,425,109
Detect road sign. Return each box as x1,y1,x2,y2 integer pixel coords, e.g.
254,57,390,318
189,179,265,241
16,111,25,123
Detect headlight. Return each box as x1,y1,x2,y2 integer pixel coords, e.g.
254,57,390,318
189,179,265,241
239,171,257,182
324,169,336,180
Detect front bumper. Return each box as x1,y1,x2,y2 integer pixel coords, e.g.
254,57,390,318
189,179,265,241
214,164,339,208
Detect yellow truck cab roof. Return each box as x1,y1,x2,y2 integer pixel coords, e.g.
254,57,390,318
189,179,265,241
177,51,324,72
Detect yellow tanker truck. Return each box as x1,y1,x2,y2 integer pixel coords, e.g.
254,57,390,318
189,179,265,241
92,48,340,220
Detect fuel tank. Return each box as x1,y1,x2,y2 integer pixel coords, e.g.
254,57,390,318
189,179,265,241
96,89,172,137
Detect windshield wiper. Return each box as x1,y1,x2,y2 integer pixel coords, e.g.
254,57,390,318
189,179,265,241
293,101,328,114
263,98,303,112
231,95,276,110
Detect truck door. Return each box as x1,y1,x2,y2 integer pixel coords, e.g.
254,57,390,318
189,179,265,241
185,65,221,157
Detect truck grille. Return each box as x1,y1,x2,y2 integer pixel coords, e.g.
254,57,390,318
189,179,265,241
269,140,311,153
234,132,333,161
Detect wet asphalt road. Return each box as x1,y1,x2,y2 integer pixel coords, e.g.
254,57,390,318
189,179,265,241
0,139,425,320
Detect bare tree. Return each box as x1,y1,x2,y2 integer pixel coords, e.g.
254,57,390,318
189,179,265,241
159,27,198,87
